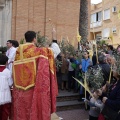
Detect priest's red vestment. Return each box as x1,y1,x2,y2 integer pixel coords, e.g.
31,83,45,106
12,43,58,120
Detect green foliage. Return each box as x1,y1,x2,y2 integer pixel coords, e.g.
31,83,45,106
55,59,62,70
97,40,108,50
67,44,76,55
0,46,7,53
98,40,106,46
37,31,49,47
113,49,120,75
20,38,25,44
59,38,76,55
80,39,85,44
86,65,104,90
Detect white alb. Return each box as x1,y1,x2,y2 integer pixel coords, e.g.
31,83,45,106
0,68,13,105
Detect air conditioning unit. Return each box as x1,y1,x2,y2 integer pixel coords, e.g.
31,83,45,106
113,30,116,33
112,27,117,33
112,6,117,13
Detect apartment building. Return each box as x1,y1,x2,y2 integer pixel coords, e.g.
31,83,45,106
90,0,120,46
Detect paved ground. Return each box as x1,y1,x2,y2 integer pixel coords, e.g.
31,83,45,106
56,109,89,120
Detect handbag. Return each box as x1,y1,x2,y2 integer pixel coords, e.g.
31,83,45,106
101,105,120,120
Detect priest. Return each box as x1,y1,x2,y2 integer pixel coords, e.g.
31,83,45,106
12,30,59,120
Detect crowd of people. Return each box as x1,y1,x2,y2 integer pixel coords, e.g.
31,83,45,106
56,43,120,120
0,29,120,120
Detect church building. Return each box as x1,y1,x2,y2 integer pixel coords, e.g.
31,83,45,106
0,0,90,46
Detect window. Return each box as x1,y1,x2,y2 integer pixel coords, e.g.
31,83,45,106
91,13,96,23
112,6,117,12
97,11,102,21
103,9,110,20
91,11,102,23
102,28,110,38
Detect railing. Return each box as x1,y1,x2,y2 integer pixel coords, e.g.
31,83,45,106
90,21,102,28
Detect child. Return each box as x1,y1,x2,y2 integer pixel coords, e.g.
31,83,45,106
85,89,103,120
0,55,13,120
79,51,92,101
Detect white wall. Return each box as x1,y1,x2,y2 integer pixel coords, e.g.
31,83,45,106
0,0,12,46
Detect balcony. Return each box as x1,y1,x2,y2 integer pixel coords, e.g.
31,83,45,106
0,0,5,8
90,21,102,28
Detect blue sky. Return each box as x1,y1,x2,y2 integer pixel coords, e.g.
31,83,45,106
91,0,102,4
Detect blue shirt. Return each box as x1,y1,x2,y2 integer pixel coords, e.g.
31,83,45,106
81,58,91,72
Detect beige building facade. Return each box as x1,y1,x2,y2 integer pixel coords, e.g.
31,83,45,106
90,0,120,46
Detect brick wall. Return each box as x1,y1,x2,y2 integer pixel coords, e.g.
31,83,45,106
12,0,46,41
12,0,80,44
12,0,90,46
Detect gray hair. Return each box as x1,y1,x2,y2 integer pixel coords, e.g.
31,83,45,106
98,55,106,64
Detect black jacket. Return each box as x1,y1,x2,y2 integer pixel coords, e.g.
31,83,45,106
105,80,120,112
105,80,120,120
99,63,110,85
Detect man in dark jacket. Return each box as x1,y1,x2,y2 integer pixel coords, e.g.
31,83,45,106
98,55,111,85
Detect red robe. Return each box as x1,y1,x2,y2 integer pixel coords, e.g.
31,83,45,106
12,43,58,120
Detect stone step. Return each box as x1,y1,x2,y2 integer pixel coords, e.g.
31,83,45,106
57,100,84,111
57,94,80,102
57,90,80,102
58,90,79,97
